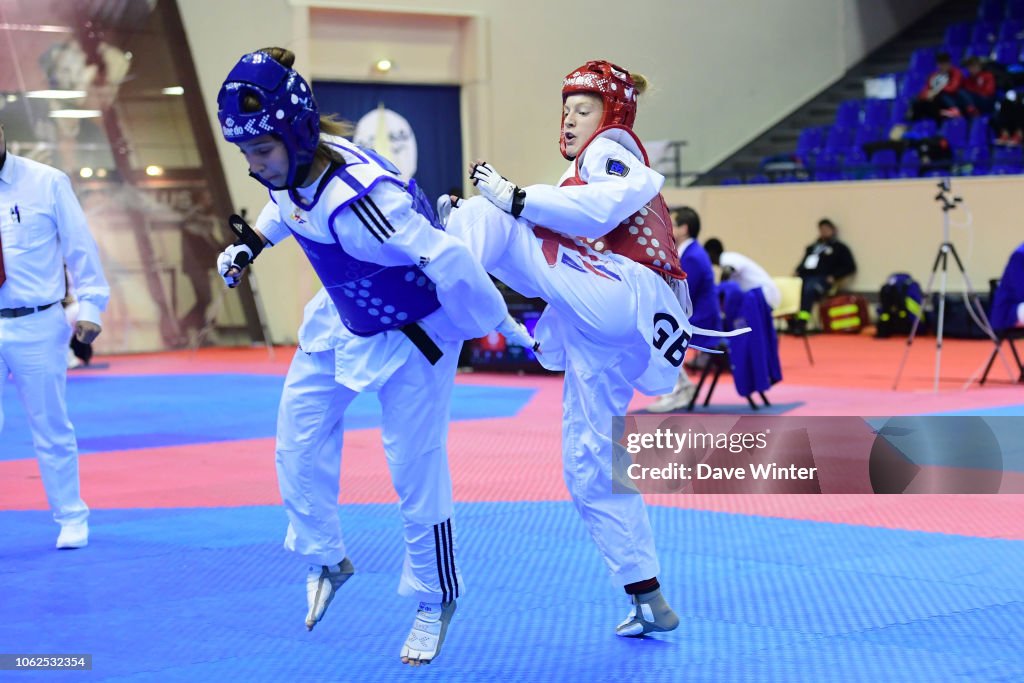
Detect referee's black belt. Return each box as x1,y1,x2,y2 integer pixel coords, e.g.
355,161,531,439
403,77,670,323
400,323,443,365
0,301,59,319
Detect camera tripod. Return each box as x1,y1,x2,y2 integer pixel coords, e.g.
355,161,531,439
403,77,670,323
892,179,997,391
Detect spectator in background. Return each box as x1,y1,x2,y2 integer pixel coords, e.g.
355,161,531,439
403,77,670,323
648,207,721,412
791,218,857,334
994,87,1024,146
911,52,965,122
704,238,780,309
959,56,997,117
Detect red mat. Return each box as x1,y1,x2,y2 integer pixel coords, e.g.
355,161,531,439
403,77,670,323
5,340,1022,540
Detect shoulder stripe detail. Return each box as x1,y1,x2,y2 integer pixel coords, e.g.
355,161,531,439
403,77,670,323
350,199,386,243
364,195,396,236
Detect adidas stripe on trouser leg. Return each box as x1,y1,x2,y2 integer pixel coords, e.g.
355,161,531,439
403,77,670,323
379,333,465,603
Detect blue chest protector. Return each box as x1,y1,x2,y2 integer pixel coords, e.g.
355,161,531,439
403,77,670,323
288,154,443,338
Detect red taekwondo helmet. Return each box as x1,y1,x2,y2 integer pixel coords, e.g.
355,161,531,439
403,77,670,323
560,60,638,158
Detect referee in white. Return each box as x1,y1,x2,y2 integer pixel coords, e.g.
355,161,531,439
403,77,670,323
0,120,109,549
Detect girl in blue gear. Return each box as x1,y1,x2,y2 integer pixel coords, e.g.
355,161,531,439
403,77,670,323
214,47,531,666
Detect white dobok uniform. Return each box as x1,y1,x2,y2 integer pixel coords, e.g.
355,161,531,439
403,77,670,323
0,153,109,529
256,137,507,603
447,129,693,587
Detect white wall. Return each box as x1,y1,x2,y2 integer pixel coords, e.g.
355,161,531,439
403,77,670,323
178,0,946,342
663,176,1024,295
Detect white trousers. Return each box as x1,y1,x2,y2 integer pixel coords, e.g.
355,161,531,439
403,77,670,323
0,305,87,526
448,198,681,586
275,337,464,603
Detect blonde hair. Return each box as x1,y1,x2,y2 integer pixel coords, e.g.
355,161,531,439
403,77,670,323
631,72,649,96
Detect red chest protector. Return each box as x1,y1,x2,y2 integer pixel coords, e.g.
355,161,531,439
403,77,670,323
558,126,686,281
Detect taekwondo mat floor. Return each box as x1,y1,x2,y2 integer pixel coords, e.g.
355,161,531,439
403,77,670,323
2,335,1023,682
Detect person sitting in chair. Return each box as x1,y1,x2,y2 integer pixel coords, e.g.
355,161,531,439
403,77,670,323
791,218,856,333
992,242,1024,331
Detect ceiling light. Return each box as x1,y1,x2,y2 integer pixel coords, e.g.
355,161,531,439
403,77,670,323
27,90,86,99
79,167,94,178
374,59,393,73
0,23,73,33
145,165,164,176
49,110,101,118
162,86,184,96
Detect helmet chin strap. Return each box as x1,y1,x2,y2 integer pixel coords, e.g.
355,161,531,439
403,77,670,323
291,161,314,188
248,152,315,191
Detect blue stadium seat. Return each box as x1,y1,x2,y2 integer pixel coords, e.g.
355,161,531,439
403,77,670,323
901,149,922,168
863,99,891,129
907,119,939,139
870,149,899,177
999,18,1024,41
993,39,1021,64
943,43,968,63
971,20,1000,44
823,125,855,154
891,97,912,126
968,116,994,146
909,47,937,73
810,153,840,178
795,127,824,162
941,117,969,148
844,148,869,167
965,41,994,60
1008,0,1024,20
979,0,1006,23
990,161,1023,173
968,160,993,175
835,100,863,128
853,125,885,148
945,21,973,48
964,144,992,174
992,145,1024,163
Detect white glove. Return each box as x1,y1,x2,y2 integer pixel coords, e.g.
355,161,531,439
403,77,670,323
469,162,525,216
435,194,462,228
497,314,540,353
216,244,253,288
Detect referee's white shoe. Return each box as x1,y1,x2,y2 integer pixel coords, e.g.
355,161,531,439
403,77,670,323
400,600,457,666
305,558,355,631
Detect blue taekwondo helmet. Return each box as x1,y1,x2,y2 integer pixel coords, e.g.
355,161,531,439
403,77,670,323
217,50,320,190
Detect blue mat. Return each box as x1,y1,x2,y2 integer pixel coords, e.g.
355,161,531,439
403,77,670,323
636,401,803,416
929,404,1024,417
0,375,535,460
1,503,1023,682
